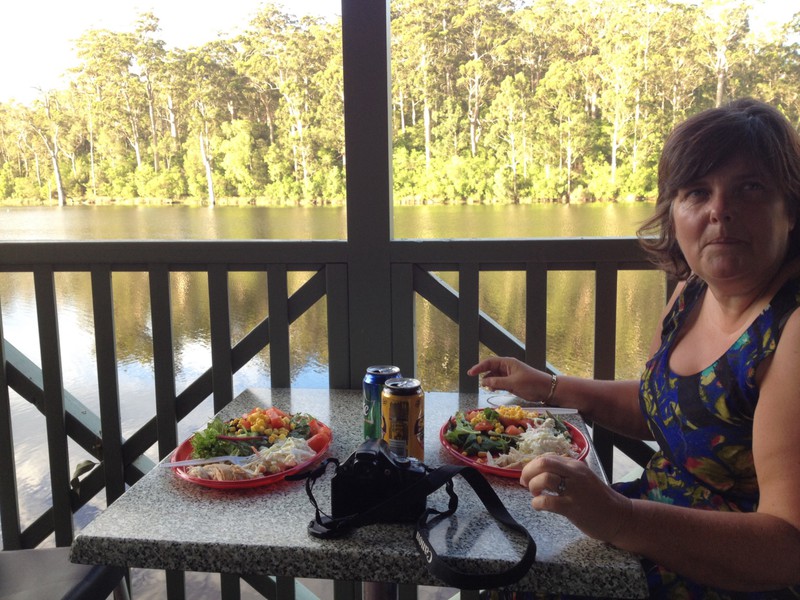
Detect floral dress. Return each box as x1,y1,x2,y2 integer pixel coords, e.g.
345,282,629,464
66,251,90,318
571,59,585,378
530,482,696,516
613,275,800,599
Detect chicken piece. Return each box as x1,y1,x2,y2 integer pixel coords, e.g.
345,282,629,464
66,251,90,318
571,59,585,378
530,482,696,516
187,463,255,481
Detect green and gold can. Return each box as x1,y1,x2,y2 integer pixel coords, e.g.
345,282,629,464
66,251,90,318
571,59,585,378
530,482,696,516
363,365,401,440
381,377,424,461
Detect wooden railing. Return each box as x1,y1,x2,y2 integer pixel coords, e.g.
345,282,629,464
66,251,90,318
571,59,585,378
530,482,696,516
1,238,661,589
390,238,665,473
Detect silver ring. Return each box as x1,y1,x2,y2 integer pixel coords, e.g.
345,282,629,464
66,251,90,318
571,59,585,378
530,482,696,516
556,476,567,496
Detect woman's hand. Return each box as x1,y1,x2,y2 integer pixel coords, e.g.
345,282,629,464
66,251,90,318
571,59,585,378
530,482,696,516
467,357,550,402
520,454,632,545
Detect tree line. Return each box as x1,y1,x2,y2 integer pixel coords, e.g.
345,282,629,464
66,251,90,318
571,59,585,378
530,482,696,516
0,0,798,206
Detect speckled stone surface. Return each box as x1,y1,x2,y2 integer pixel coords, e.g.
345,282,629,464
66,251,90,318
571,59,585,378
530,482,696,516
70,388,647,598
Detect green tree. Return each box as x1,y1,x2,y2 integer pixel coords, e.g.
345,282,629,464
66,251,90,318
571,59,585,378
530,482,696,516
485,74,529,202
695,0,751,106
25,91,70,205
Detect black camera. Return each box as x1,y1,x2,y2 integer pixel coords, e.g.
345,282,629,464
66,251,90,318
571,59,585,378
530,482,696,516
330,438,427,523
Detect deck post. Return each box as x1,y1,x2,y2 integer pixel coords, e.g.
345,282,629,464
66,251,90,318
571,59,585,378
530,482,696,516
342,0,395,386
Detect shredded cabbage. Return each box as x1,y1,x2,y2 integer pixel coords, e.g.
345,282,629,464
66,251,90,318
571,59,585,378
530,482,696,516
486,418,577,469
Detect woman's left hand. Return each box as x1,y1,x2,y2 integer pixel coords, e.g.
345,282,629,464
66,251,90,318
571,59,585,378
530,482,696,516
520,454,632,545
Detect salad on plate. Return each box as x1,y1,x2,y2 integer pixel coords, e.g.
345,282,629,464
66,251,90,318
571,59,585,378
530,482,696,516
172,406,331,485
441,405,586,475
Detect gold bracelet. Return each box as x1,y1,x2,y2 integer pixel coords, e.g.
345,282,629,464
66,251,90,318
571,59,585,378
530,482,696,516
545,373,558,404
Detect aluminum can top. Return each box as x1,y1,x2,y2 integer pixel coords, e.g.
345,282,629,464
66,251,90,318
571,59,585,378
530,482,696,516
383,377,422,393
366,365,401,377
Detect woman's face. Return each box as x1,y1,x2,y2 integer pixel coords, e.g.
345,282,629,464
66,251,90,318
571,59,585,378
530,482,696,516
672,155,795,289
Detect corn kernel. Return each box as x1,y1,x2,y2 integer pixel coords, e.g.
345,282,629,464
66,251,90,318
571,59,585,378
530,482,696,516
497,405,533,421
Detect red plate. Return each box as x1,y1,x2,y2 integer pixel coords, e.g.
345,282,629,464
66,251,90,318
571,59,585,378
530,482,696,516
170,423,331,489
439,415,588,478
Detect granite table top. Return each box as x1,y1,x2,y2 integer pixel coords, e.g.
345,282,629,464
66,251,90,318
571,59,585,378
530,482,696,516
70,388,647,598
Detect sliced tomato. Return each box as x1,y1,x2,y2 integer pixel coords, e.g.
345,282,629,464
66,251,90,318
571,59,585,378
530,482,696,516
307,430,331,452
239,418,252,431
498,415,522,427
264,408,285,429
473,421,494,432
466,410,482,421
504,424,524,436
308,419,321,436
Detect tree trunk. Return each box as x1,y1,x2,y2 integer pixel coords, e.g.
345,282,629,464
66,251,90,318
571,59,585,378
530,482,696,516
566,126,573,202
715,46,727,108
147,81,159,172
51,151,65,207
399,89,406,133
199,131,215,206
167,95,178,139
423,99,431,170
88,107,97,197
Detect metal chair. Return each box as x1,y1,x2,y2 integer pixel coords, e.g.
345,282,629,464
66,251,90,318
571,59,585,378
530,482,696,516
0,547,128,600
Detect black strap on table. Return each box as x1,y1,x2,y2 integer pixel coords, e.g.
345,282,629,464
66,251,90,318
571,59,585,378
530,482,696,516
414,464,537,589
289,461,537,589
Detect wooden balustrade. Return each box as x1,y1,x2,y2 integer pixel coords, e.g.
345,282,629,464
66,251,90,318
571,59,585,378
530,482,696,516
0,236,663,598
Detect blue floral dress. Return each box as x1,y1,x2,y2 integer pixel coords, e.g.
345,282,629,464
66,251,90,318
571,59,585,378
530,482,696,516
614,275,800,599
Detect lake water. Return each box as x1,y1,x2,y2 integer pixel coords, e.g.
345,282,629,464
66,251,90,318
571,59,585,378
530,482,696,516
1,202,664,388
1,202,653,240
0,202,661,597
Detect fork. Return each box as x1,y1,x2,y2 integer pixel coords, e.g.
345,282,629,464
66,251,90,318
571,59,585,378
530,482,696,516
161,455,256,468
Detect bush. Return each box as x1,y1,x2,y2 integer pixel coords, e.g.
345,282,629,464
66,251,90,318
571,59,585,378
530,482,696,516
0,163,14,199
135,164,188,199
13,177,44,201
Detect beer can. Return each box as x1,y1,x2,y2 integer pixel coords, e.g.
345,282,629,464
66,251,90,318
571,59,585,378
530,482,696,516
381,377,424,460
363,365,401,440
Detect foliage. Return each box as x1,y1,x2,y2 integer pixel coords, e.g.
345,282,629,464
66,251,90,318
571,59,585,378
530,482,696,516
0,0,799,205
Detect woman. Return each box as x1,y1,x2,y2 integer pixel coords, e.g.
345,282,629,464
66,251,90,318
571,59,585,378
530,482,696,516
469,99,800,598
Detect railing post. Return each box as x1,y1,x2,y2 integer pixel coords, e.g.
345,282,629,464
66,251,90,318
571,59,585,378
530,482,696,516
149,265,178,459
209,265,234,411
342,0,394,386
525,263,548,371
0,296,22,550
90,266,126,504
391,263,416,378
34,267,73,546
327,264,352,389
458,264,480,392
593,264,618,477
267,266,291,388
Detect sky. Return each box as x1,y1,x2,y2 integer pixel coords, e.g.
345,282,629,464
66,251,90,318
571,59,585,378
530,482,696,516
0,1,340,104
0,0,795,105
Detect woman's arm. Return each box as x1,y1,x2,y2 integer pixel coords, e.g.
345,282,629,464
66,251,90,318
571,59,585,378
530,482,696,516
470,283,686,441
467,357,650,439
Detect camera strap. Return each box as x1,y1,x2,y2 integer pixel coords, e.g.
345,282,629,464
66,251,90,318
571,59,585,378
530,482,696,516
414,464,537,589
289,460,537,589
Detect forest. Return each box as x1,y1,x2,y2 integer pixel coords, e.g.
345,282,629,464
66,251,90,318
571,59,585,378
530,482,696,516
0,0,798,206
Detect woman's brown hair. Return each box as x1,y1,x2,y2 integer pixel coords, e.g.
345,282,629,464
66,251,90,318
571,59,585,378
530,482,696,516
637,98,800,279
